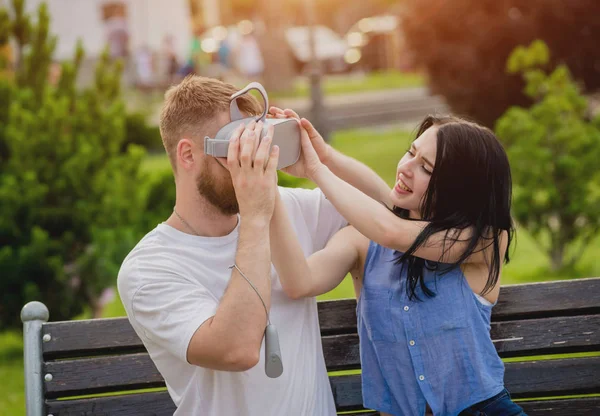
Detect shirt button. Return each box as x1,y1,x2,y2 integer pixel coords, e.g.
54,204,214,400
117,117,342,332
403,306,409,311
419,375,425,381
409,340,415,346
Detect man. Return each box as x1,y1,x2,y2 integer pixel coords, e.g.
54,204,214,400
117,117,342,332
117,75,391,415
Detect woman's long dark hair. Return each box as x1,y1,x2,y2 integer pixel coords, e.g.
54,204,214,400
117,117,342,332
394,115,515,300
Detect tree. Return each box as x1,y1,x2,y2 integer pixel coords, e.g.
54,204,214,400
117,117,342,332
0,0,147,328
495,40,600,271
256,0,296,92
402,0,600,128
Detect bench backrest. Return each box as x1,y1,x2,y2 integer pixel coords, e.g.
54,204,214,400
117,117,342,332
22,277,600,416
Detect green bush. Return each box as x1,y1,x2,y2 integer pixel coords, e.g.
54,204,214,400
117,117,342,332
495,40,600,271
124,112,163,152
0,0,148,328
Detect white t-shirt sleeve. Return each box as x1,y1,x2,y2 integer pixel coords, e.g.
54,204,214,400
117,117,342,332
127,267,218,363
280,187,348,252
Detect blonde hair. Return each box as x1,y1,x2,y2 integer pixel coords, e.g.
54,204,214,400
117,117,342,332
159,75,263,169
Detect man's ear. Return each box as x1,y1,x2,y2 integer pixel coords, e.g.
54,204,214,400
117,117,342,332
177,138,196,170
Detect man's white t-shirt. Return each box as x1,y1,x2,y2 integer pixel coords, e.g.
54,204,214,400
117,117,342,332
117,187,347,416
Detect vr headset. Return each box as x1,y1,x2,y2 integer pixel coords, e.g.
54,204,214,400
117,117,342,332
204,82,301,170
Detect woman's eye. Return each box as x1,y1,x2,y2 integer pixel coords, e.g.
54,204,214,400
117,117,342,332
407,150,415,157
422,166,432,175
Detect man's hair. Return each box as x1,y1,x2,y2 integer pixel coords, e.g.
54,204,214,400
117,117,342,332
159,75,263,169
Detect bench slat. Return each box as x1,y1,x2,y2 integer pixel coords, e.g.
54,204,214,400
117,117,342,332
507,356,600,397
520,397,600,415
42,318,144,359
318,278,600,329
44,375,369,413
43,344,600,399
46,391,175,416
44,385,600,415
41,278,600,358
42,312,600,361
322,314,600,370
492,314,600,357
43,353,164,398
330,374,363,411
493,278,600,320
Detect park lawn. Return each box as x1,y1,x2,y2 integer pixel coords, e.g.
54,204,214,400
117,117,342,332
270,70,426,99
0,331,26,416
3,125,598,414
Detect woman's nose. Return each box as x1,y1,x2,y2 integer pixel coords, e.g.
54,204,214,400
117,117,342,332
398,161,414,179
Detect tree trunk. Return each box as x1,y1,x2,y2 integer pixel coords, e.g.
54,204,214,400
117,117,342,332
257,0,295,92
549,241,565,272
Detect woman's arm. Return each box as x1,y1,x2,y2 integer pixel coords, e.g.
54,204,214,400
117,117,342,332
313,164,491,263
270,192,364,299
291,125,495,265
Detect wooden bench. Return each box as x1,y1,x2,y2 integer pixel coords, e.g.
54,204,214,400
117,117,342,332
21,277,600,416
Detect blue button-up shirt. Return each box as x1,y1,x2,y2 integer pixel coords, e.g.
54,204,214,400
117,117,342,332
357,241,505,416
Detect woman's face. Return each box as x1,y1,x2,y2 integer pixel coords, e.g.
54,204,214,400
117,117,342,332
390,126,438,218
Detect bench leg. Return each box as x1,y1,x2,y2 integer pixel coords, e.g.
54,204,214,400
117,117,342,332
21,301,49,416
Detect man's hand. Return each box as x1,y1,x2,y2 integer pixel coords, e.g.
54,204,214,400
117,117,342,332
227,120,279,223
268,106,332,178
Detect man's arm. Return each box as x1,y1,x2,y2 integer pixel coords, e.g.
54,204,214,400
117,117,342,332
187,121,279,371
187,219,272,371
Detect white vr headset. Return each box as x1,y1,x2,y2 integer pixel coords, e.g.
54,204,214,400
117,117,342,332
204,82,302,170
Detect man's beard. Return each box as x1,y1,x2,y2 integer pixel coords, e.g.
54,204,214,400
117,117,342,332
196,165,239,216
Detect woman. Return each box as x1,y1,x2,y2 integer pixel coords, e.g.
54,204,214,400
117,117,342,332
268,115,526,416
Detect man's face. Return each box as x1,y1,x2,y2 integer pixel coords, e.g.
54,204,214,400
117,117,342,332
195,112,239,215
196,156,238,215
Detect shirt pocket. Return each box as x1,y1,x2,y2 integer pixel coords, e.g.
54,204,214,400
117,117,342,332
419,294,470,335
359,287,397,343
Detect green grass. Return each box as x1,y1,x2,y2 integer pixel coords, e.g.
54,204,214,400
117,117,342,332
0,331,26,416
4,125,599,413
271,70,426,99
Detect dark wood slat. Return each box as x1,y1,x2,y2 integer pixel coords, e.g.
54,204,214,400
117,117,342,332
519,397,600,416
42,318,143,359
317,278,600,333
46,391,175,416
322,315,600,370
330,374,364,411
48,395,380,416
44,377,600,415
318,299,358,335
41,278,600,358
43,333,600,398
43,353,165,399
323,334,360,371
45,376,369,414
505,357,600,398
493,278,600,320
492,314,600,357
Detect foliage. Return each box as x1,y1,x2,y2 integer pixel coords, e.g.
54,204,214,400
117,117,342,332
402,0,600,127
496,40,600,271
0,0,147,328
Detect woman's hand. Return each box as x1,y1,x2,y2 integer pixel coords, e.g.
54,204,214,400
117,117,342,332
268,107,332,178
